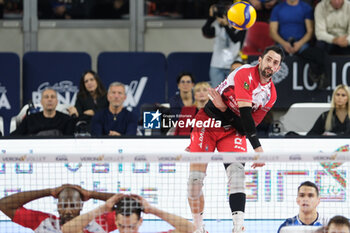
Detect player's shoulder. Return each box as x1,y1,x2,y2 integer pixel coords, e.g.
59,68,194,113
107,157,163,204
281,215,299,227
232,64,258,80
236,64,256,73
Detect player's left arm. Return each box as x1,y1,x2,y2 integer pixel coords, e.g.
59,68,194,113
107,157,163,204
61,194,125,233
131,194,195,233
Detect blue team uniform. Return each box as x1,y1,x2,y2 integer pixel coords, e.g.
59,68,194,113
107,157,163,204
278,214,327,233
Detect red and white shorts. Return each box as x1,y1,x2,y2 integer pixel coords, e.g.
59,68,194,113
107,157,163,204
188,109,247,153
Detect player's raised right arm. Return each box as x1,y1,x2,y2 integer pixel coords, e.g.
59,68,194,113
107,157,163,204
0,188,52,220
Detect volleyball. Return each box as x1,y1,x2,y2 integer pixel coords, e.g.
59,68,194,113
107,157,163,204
227,1,257,30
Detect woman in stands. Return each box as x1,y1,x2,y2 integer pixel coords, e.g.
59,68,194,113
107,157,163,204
68,70,108,126
308,84,350,136
169,72,195,118
173,82,211,136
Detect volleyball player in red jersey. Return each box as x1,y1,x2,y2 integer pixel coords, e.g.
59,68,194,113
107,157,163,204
187,45,284,233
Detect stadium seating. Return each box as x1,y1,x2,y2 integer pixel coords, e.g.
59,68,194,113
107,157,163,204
279,102,331,135
167,52,211,100
242,21,275,56
0,116,3,136
22,52,92,106
0,52,20,136
98,52,167,114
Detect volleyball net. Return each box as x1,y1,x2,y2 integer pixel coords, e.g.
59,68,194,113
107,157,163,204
0,138,349,233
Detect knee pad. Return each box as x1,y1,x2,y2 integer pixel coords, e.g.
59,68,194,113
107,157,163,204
187,171,206,200
226,163,245,194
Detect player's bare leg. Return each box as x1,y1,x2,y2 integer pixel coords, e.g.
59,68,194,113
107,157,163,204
225,162,246,233
188,163,208,233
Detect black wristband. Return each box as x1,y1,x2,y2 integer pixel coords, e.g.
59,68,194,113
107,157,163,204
247,134,261,149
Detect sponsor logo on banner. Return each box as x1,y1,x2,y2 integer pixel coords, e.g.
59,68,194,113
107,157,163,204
211,155,223,161
124,77,148,111
236,154,260,161
289,154,302,161
56,155,68,161
314,154,337,161
103,156,124,162
0,83,11,110
25,156,46,162
80,155,105,162
134,155,147,161
32,81,78,105
2,155,26,162
157,155,182,162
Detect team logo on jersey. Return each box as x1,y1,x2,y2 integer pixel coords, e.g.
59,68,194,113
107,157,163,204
143,109,161,129
244,82,249,90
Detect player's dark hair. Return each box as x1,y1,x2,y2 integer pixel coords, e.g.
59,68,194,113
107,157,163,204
78,70,107,99
261,45,285,64
298,181,319,196
327,215,350,229
176,72,195,84
114,197,142,220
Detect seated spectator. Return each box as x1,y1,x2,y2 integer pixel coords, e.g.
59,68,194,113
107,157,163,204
278,181,327,233
249,0,279,23
0,184,117,232
62,194,195,233
2,0,22,19
315,0,350,55
11,88,76,136
91,82,138,136
169,72,195,118
270,0,328,89
173,81,211,136
50,0,92,19
67,70,108,129
308,84,350,136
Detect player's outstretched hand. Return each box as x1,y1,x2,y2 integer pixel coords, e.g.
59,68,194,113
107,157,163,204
208,88,227,112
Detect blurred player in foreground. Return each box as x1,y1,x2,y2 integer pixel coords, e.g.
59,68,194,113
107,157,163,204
315,215,350,233
62,194,195,233
0,184,117,232
186,45,284,233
